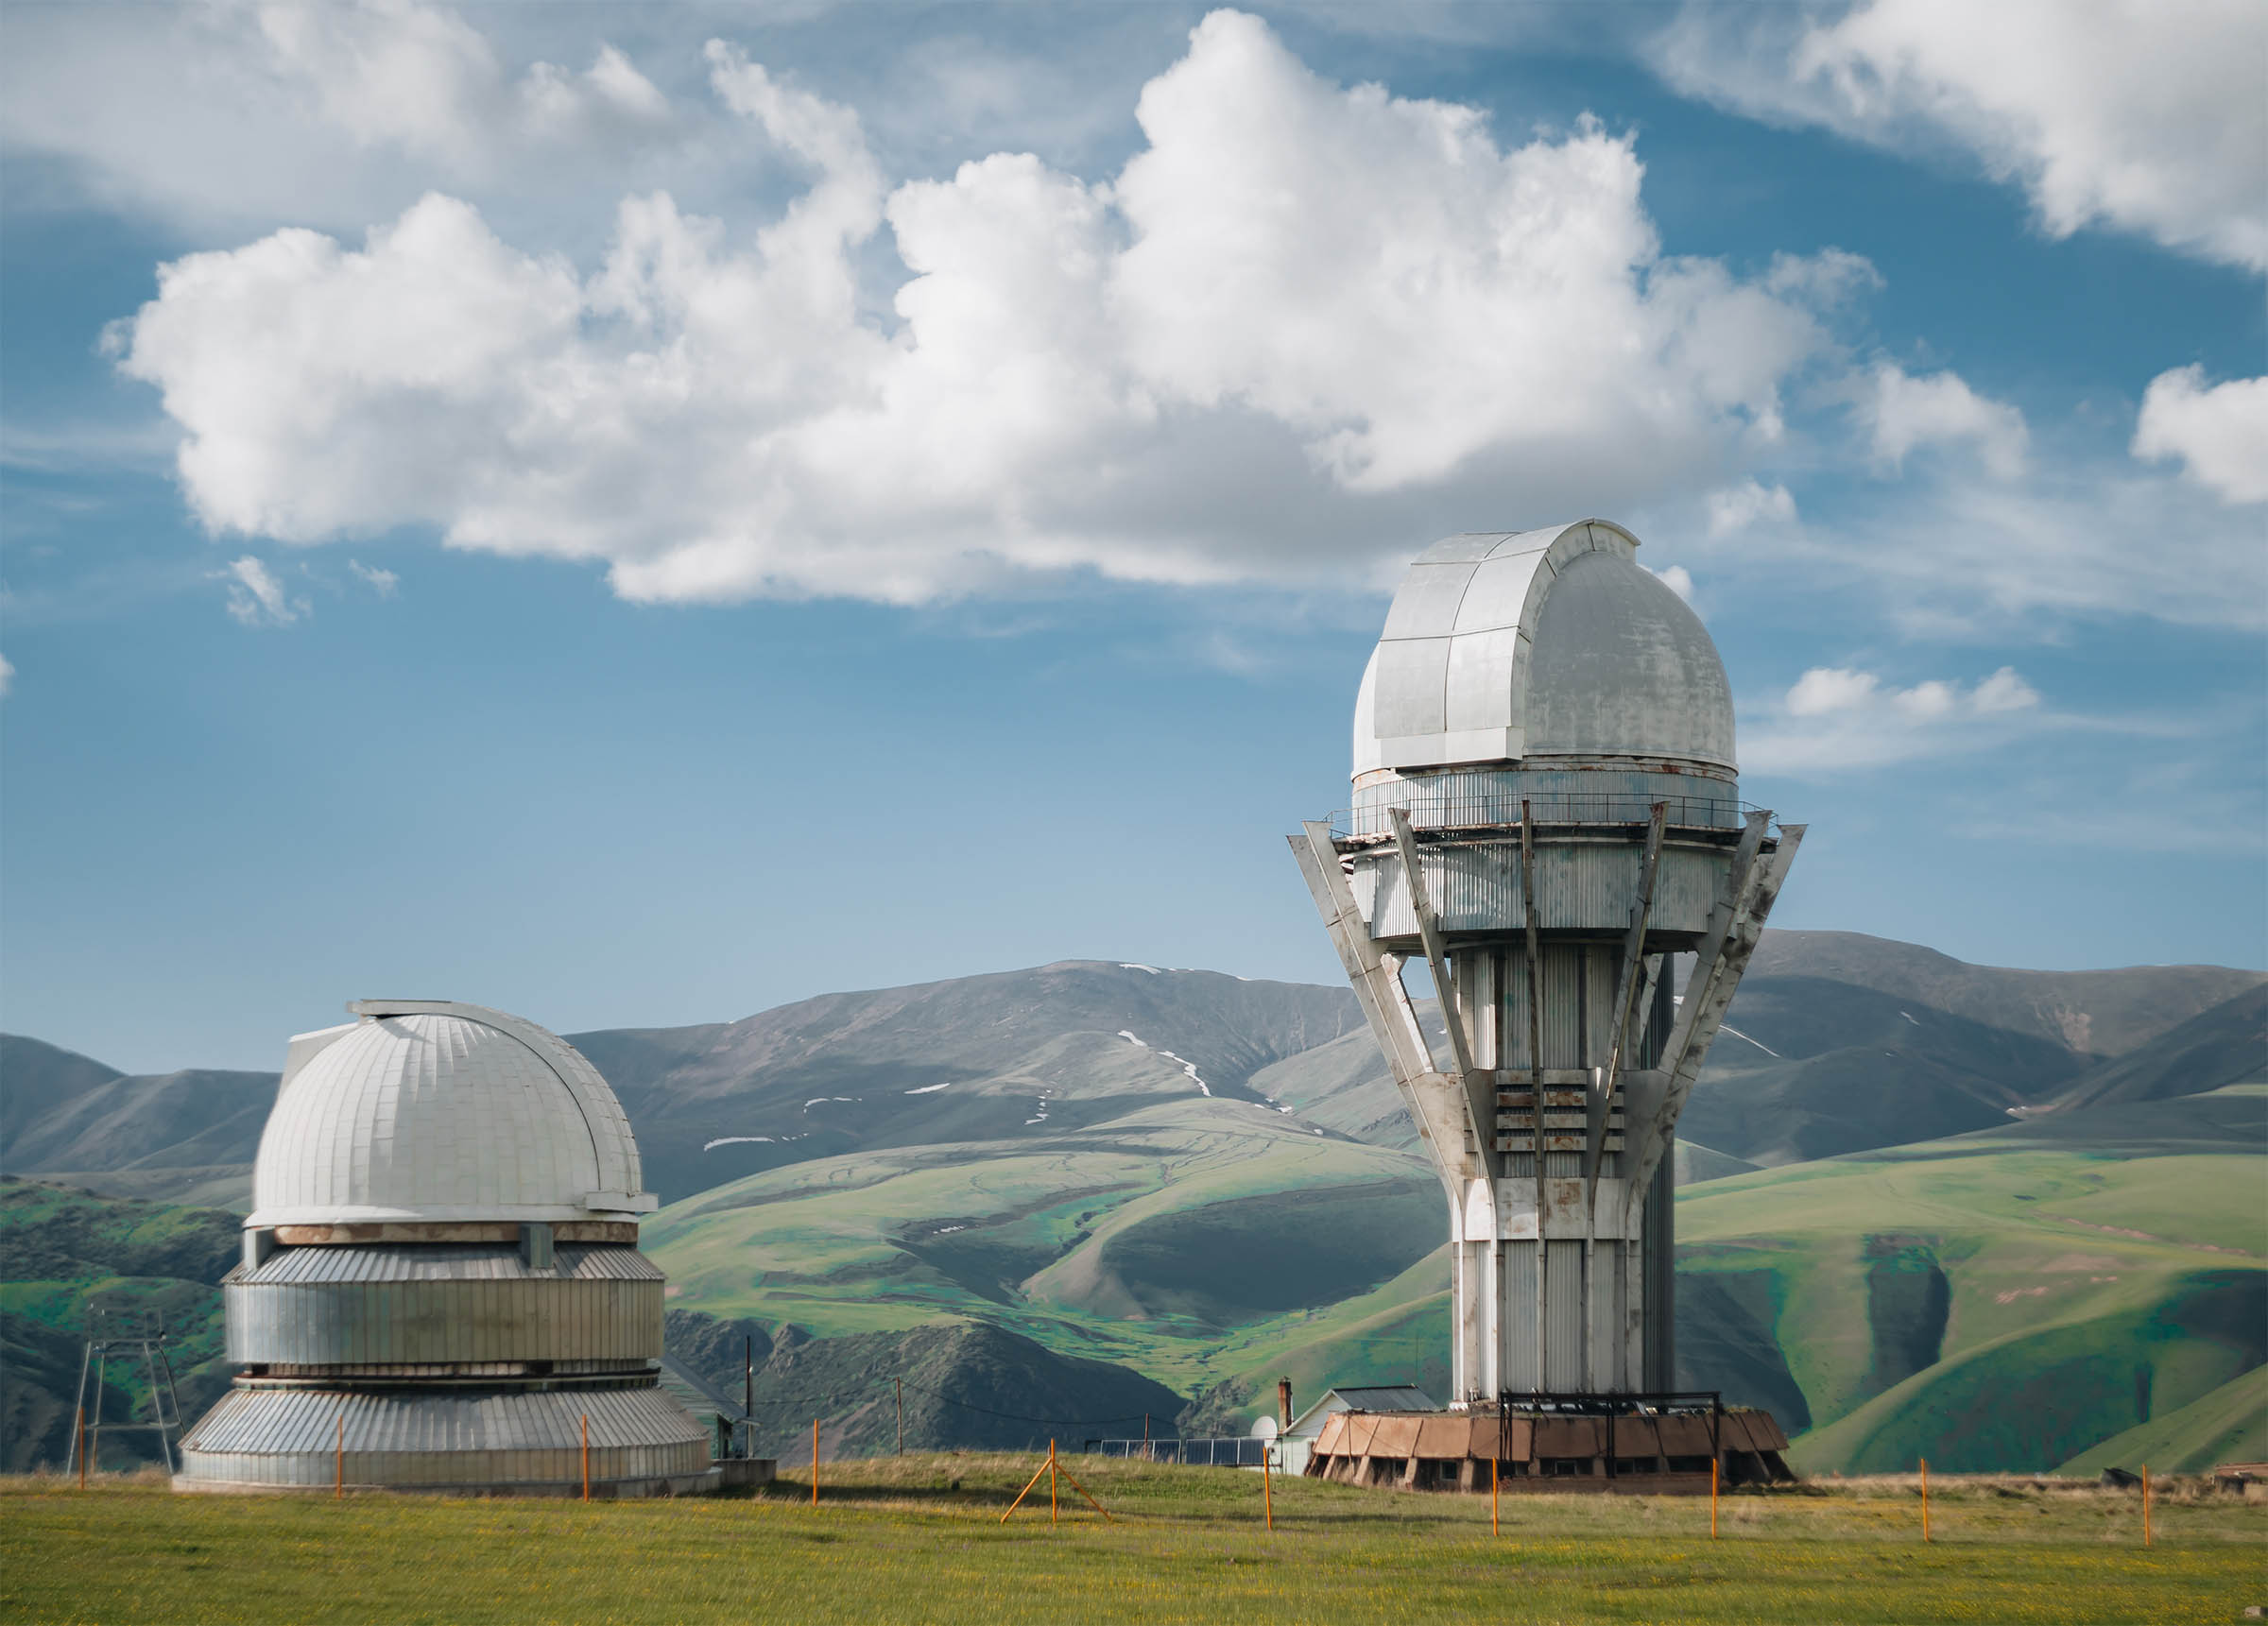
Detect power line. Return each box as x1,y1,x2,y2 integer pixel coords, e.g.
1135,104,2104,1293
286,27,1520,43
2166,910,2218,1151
730,1372,1172,1430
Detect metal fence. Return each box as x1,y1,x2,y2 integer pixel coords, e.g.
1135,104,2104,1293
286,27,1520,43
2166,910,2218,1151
1085,1437,1270,1467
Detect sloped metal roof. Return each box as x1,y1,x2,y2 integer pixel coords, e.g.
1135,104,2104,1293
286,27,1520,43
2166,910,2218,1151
1286,1383,1438,1438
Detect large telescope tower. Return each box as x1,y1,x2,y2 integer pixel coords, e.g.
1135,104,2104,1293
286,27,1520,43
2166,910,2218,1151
1292,522,1801,1404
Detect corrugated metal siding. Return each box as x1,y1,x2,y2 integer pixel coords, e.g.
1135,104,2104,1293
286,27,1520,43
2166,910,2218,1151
244,1244,660,1284
1502,1242,1540,1392
1543,1241,1586,1390
1643,1156,1675,1390
180,1384,707,1488
1354,843,1726,938
228,1265,662,1365
1595,1241,1628,1389
1539,948,1583,1070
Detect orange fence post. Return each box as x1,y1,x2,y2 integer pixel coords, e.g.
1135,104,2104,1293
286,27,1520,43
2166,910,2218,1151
1057,1461,1114,1524
1263,1447,1274,1532
1710,1455,1719,1539
1001,1445,1114,1528
2143,1464,2152,1547
812,1419,819,1507
1001,1453,1053,1523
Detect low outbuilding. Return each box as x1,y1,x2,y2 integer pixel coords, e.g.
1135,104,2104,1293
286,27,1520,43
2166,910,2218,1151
1276,1385,1437,1478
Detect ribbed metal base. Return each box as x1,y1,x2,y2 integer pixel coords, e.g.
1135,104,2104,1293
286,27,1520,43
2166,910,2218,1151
176,1382,712,1494
173,1468,725,1498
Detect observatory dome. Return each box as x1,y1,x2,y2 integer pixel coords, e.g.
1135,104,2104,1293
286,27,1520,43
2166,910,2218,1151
1353,521,1734,779
246,1000,651,1227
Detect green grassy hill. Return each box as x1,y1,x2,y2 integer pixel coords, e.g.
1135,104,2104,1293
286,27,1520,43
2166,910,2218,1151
2059,1364,2268,1475
0,1178,241,1471
643,1096,1443,1394
1676,1086,2266,1474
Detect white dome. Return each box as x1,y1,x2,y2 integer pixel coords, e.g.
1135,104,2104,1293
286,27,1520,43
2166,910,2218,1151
1356,520,1734,778
248,1001,652,1227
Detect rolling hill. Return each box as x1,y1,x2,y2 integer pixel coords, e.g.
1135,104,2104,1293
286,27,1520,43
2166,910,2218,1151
2048,983,2266,1111
1743,932,2259,1058
13,934,2251,1203
1676,1084,2266,1473
575,962,1364,1201
0,1177,241,1473
1675,976,2088,1166
0,1036,276,1198
3,933,2259,1474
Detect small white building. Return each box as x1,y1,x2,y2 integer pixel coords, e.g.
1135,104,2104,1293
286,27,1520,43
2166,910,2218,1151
1276,1384,1436,1478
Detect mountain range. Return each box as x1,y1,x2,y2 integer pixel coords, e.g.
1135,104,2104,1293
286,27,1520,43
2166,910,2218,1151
2,930,2260,1475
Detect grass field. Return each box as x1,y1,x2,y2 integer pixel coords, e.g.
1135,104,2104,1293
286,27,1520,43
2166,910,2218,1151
3,1459,2259,1625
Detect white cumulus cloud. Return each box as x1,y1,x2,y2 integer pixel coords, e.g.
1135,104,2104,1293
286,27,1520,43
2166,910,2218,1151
1860,362,2027,479
221,556,305,625
1748,662,2043,773
2132,367,2268,505
112,10,1864,606
349,559,400,596
1,1,680,236
1650,0,2268,270
1705,477,1796,538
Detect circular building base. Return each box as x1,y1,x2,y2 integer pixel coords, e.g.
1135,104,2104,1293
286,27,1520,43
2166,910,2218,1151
176,1383,713,1496
174,1468,725,1498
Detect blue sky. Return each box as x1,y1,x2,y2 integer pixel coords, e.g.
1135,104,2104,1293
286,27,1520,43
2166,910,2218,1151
4,2,2262,1072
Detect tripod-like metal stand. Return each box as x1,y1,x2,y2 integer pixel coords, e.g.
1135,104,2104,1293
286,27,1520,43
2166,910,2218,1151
67,1308,187,1478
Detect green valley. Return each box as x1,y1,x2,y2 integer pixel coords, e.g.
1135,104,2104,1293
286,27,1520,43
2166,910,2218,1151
4,936,2261,1479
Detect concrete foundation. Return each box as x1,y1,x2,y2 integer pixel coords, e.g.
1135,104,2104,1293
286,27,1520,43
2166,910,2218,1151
1303,1403,1795,1494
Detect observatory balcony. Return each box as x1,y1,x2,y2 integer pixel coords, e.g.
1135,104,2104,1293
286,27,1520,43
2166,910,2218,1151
1332,802,1789,950
1331,791,1759,842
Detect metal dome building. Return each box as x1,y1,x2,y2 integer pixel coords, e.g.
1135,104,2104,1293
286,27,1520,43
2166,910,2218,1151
1294,522,1803,1428
176,1001,718,1497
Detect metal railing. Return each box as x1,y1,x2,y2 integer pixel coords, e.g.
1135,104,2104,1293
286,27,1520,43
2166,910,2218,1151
1331,793,1756,841
1085,1437,1270,1467
1488,1390,1725,1416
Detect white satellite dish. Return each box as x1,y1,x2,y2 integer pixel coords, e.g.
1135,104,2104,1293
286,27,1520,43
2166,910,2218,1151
1249,1415,1280,1440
